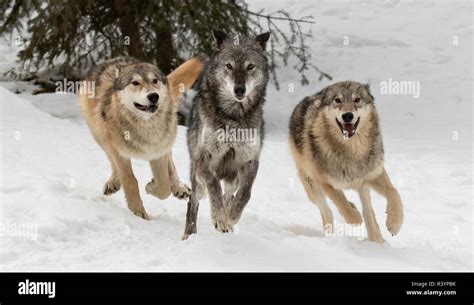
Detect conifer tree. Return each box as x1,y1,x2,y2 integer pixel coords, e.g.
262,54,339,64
0,0,331,87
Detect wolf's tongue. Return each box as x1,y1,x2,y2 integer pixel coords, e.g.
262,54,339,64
343,123,354,134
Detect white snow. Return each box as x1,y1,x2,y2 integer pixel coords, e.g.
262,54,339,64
0,0,472,271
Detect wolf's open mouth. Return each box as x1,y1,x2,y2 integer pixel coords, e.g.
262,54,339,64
134,102,157,113
336,117,360,139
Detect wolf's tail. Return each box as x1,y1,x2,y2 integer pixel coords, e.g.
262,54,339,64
167,55,204,104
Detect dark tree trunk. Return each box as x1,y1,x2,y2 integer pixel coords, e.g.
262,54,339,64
114,0,144,60
154,21,178,74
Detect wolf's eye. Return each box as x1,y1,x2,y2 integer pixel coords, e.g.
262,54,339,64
354,97,361,103
153,79,158,84
247,64,255,70
132,81,139,86
226,63,233,70
334,98,342,103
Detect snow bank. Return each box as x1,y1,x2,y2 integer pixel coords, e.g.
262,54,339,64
0,83,471,271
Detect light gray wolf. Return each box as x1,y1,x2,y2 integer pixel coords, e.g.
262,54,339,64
182,30,270,239
79,56,204,219
288,81,403,243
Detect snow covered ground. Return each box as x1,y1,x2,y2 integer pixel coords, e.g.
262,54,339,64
0,0,472,271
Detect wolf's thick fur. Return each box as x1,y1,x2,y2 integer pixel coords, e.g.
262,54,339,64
289,81,403,243
79,56,204,219
182,30,270,239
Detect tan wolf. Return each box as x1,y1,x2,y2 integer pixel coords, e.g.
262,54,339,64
289,81,403,243
79,56,203,219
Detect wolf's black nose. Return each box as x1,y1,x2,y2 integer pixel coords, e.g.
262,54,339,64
342,112,354,123
234,86,246,97
147,93,159,104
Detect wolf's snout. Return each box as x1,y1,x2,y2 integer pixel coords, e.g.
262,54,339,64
234,86,246,98
342,112,354,123
147,93,159,104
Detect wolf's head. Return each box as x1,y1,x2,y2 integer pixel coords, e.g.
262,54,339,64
113,63,168,118
208,30,270,114
319,81,376,140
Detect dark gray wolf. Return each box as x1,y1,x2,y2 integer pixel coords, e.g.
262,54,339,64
289,81,403,243
79,56,203,219
182,30,270,239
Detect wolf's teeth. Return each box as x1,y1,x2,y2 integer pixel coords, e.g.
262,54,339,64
343,130,350,140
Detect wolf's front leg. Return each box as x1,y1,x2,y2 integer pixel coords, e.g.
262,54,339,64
369,169,404,236
196,155,231,233
103,150,121,195
358,185,384,243
110,149,149,220
227,160,259,226
183,167,204,240
183,195,200,240
146,156,171,199
321,183,362,225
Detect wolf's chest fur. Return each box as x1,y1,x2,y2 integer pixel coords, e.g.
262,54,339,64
312,129,384,189
113,109,176,160
324,150,384,189
198,122,261,170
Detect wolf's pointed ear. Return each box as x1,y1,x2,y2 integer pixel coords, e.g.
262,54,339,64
364,83,375,101
255,32,270,50
212,30,228,49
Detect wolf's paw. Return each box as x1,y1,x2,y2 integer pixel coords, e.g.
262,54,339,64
145,178,171,199
225,205,241,227
103,177,121,195
131,208,150,220
182,223,197,241
171,182,191,200
386,209,403,236
211,207,232,233
145,178,159,194
342,201,363,225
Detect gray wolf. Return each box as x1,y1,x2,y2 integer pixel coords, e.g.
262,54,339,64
79,56,204,219
182,30,270,239
289,81,403,243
